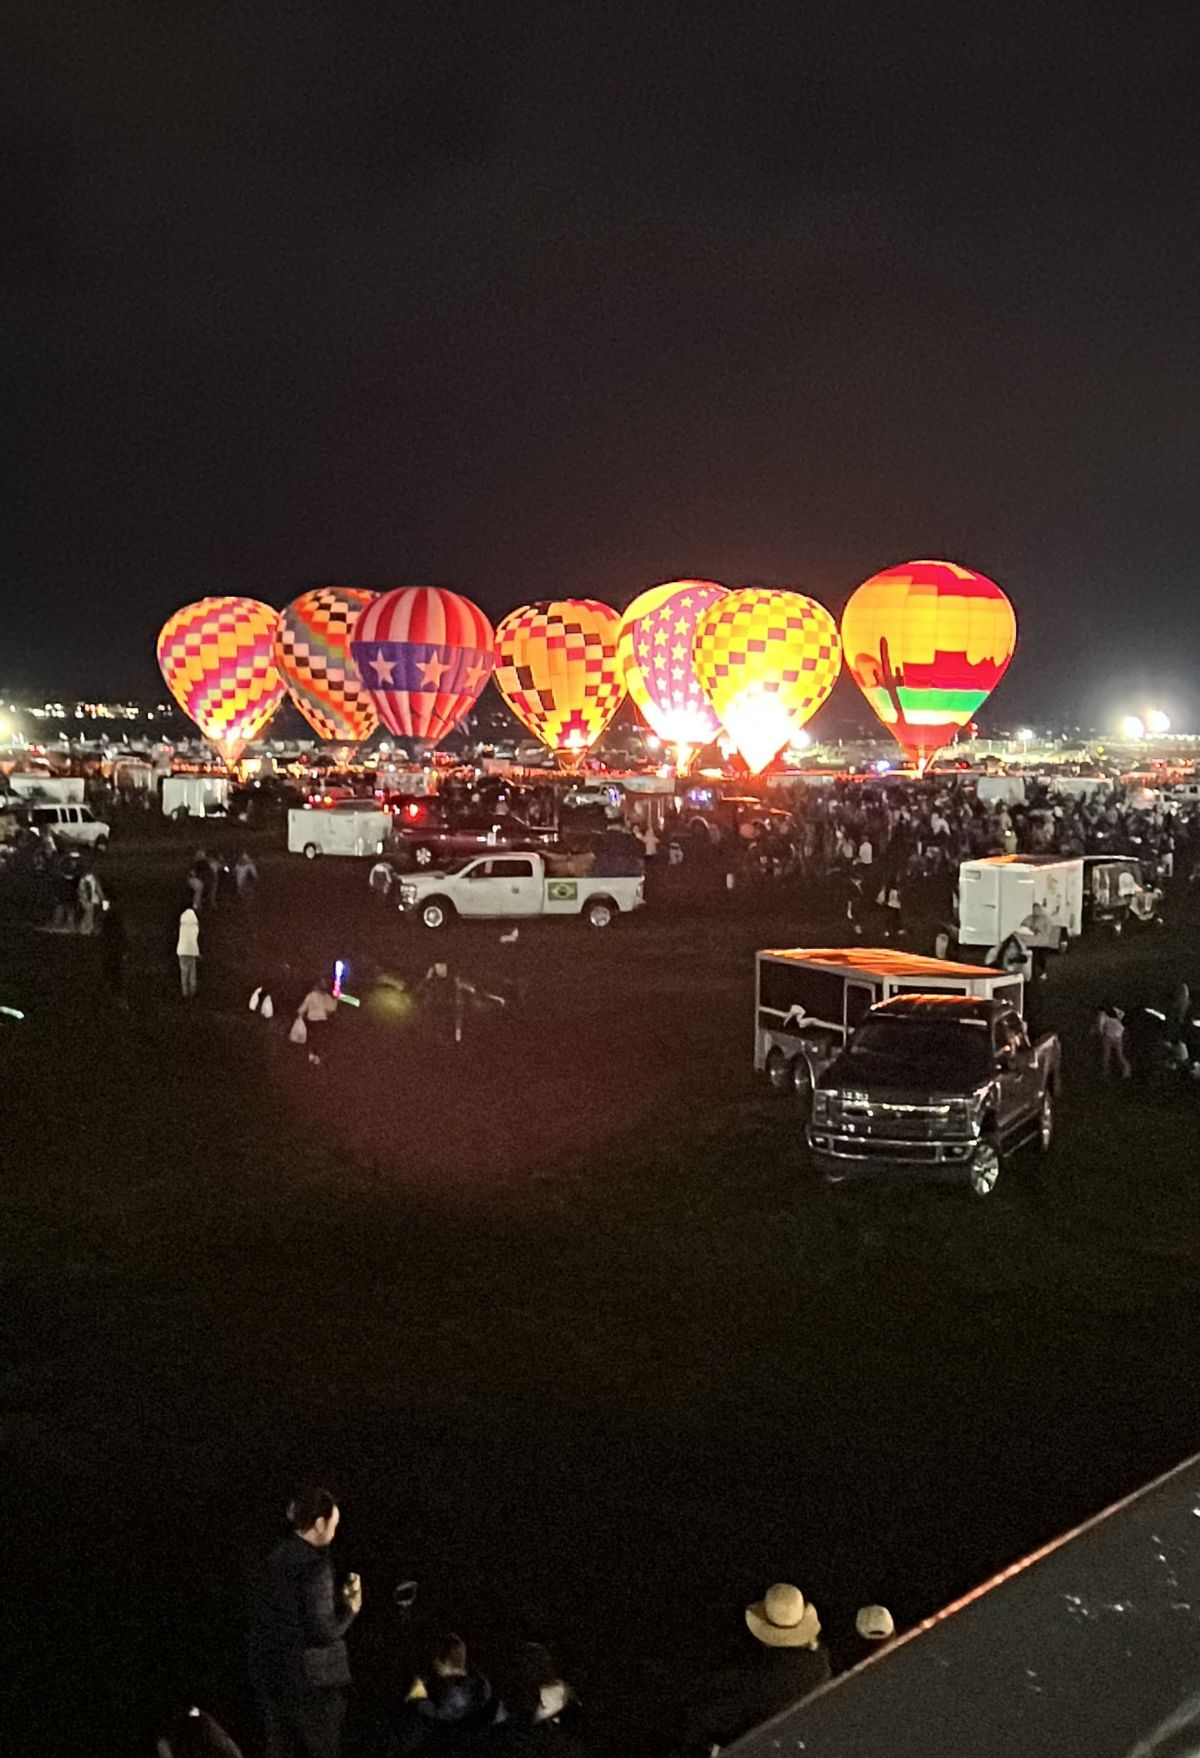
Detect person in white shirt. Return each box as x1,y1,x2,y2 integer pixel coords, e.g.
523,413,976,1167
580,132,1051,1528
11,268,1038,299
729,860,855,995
855,838,873,867
177,906,200,998
294,979,339,1064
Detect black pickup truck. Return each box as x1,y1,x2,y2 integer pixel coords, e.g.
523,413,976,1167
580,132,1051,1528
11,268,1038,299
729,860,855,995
807,994,1061,1197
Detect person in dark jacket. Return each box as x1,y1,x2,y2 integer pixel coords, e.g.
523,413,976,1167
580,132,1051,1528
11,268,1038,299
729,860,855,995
480,1643,590,1757
676,1582,831,1756
250,1487,362,1758
392,1633,494,1752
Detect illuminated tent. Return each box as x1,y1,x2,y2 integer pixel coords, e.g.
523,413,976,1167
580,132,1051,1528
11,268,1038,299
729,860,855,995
840,560,1017,769
493,600,626,769
275,587,378,743
351,587,495,745
692,587,841,772
157,596,285,766
617,580,727,771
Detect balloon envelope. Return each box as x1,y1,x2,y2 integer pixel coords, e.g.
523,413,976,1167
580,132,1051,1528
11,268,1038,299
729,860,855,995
493,600,625,768
351,587,495,745
157,596,284,766
840,560,1017,767
618,580,726,764
275,587,379,742
692,588,841,773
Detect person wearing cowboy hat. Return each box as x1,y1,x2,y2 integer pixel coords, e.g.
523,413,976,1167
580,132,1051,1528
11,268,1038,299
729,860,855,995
675,1583,831,1755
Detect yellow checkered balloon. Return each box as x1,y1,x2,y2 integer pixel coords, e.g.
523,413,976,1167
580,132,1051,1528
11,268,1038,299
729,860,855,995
157,596,285,766
692,587,841,772
494,600,625,769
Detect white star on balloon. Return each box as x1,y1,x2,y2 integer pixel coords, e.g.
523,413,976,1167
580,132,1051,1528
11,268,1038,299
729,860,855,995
370,654,395,684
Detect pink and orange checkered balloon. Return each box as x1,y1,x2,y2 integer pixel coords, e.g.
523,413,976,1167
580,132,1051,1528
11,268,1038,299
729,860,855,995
157,596,285,766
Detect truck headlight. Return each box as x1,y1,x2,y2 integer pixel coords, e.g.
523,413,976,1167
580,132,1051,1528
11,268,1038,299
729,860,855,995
811,1091,833,1124
399,883,417,902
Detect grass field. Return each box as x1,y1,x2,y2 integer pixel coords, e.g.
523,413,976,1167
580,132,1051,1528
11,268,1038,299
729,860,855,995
4,822,1199,1755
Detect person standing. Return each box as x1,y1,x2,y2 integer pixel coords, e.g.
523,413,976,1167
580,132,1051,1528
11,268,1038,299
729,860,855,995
177,904,200,999
367,859,393,907
235,850,259,901
77,865,104,936
1097,1004,1132,1078
250,1488,361,1758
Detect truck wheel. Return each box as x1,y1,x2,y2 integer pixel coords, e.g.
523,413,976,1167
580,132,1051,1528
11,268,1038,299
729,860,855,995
791,1058,813,1120
414,845,434,867
303,843,320,860
1037,1089,1055,1153
93,835,109,853
765,1049,791,1094
420,898,453,930
585,898,614,928
969,1142,1002,1197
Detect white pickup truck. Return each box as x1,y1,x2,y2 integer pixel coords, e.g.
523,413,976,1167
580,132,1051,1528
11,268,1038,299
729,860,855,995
397,852,644,930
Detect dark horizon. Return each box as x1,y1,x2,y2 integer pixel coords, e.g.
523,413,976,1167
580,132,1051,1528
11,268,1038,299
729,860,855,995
7,8,1198,728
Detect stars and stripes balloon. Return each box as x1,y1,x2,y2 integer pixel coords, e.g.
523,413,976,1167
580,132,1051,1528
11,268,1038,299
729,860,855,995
274,587,379,743
351,587,495,746
157,596,285,767
840,560,1017,770
692,587,841,773
618,580,727,771
493,600,626,769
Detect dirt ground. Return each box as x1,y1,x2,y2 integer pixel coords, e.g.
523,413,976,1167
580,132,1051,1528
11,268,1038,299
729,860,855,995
4,819,1199,1756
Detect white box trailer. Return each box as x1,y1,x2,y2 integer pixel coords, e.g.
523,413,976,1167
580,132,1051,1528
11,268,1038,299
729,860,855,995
754,946,1025,1106
162,774,231,818
8,772,84,803
958,855,1083,951
288,806,390,859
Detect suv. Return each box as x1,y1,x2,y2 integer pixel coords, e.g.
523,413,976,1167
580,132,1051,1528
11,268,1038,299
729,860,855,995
808,994,1060,1197
24,804,110,850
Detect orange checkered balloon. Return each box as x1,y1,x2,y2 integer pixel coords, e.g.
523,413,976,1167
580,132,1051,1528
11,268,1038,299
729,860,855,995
157,596,285,766
692,587,841,772
275,587,378,743
493,600,626,769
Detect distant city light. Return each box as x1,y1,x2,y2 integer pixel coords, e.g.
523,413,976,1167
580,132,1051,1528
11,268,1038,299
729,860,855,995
1121,714,1145,740
1145,708,1171,735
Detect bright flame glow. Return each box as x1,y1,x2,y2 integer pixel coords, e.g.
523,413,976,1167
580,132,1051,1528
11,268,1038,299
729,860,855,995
716,690,797,774
1145,709,1170,735
1121,715,1146,740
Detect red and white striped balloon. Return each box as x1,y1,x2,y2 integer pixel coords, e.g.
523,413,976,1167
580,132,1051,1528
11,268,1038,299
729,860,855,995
351,586,495,745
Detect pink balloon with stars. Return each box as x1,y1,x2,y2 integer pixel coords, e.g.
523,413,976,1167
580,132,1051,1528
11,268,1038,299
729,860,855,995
617,580,729,768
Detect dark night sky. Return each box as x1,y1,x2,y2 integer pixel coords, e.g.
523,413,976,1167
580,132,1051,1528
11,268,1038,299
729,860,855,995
5,4,1199,725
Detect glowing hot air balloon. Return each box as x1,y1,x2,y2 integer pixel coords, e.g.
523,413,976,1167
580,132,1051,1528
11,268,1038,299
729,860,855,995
493,601,626,769
157,597,284,766
274,588,379,743
692,588,841,773
618,580,727,772
351,587,495,746
840,560,1017,770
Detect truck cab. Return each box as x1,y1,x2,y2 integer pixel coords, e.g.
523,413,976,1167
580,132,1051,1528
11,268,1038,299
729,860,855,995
755,947,1025,1114
808,994,1061,1197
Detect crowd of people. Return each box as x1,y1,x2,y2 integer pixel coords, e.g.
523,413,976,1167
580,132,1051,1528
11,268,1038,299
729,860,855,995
153,1487,898,1758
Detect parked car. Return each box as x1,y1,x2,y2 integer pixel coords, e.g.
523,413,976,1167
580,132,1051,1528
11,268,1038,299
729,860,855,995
21,803,110,850
807,994,1061,1197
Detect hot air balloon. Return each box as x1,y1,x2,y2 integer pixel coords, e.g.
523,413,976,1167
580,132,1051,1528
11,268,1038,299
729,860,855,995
692,588,841,773
274,588,379,743
618,580,727,772
840,560,1017,770
493,601,625,769
157,597,285,767
351,587,495,747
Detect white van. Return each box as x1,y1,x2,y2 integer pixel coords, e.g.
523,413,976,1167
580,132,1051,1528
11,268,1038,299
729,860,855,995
23,803,110,849
287,805,389,859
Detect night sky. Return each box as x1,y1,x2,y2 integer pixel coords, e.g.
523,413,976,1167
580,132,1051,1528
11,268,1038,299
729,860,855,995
6,6,1198,725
